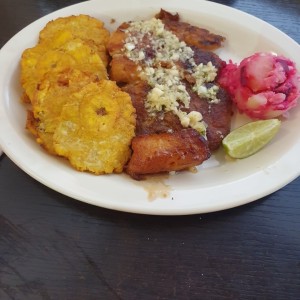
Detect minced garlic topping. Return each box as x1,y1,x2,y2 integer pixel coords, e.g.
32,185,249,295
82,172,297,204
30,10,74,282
123,18,220,135
124,18,194,65
192,62,220,103
143,66,190,111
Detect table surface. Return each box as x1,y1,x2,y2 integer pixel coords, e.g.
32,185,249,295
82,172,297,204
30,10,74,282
1,0,300,299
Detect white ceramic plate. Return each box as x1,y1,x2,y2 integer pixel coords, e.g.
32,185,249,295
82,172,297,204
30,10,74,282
0,0,299,215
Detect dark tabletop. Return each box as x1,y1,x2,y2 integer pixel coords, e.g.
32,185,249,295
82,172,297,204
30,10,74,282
1,0,300,299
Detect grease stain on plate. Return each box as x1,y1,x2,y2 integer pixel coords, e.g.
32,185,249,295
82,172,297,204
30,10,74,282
138,174,172,201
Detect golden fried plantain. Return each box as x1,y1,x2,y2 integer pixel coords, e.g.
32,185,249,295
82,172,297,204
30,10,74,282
26,109,58,154
53,80,136,174
39,29,109,68
39,14,110,66
30,69,99,153
21,14,137,175
21,38,107,102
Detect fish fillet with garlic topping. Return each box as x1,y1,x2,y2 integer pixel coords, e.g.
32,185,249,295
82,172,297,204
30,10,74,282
107,10,232,177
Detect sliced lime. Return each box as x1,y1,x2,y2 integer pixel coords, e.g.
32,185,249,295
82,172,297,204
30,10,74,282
222,119,281,159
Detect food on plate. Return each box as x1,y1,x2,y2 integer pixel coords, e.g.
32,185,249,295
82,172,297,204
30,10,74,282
107,9,232,177
219,52,300,119
155,9,225,51
38,14,110,67
127,129,210,179
53,81,136,174
20,11,298,178
121,78,232,152
222,119,281,159
21,37,108,103
28,69,100,154
20,14,109,103
21,15,136,175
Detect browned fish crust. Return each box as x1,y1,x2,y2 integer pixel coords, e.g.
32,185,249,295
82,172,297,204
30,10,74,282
156,9,225,51
188,85,233,151
126,129,211,179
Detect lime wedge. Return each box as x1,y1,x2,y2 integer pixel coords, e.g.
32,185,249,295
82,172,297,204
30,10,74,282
222,119,281,159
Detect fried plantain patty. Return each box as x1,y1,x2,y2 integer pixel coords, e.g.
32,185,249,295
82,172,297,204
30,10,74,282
53,81,136,174
29,69,99,154
21,38,107,102
39,14,110,66
21,15,137,175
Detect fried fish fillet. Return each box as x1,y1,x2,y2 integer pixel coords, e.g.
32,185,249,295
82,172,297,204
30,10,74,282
53,81,136,174
107,10,225,56
107,10,231,177
119,47,231,151
122,79,232,151
126,129,210,179
109,55,141,84
109,46,231,151
122,81,183,135
187,84,232,151
21,38,107,102
106,23,142,84
39,14,110,66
